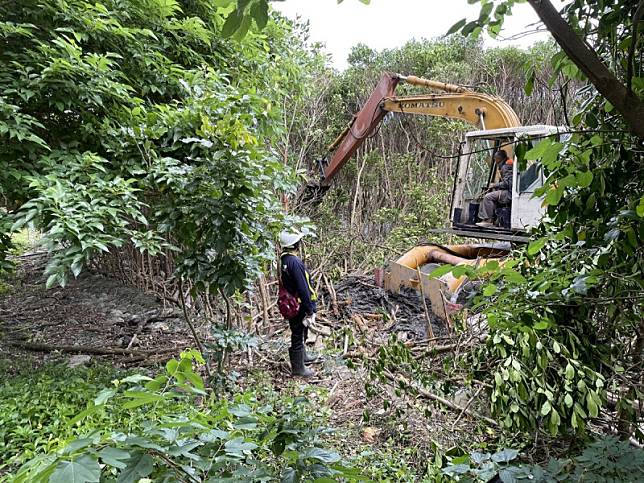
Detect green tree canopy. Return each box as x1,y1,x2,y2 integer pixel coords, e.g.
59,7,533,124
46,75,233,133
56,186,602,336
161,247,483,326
0,0,315,294
450,0,643,438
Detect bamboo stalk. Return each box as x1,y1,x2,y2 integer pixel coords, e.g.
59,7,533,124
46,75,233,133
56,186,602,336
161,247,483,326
258,275,270,332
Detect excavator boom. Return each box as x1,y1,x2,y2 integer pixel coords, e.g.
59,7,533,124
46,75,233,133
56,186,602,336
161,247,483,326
382,93,520,130
320,72,400,185
318,72,520,187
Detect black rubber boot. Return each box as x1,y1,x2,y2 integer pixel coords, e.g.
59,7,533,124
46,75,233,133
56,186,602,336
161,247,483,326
289,348,314,377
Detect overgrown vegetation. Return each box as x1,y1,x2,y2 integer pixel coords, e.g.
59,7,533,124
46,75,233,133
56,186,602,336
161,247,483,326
0,362,124,471
1,0,642,481
448,0,644,441
1,0,314,296
1,354,361,482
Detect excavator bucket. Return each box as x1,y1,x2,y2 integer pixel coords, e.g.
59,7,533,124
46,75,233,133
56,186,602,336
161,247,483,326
384,244,510,320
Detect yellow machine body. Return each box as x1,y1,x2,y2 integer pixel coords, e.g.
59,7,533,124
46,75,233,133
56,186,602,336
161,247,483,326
384,244,511,320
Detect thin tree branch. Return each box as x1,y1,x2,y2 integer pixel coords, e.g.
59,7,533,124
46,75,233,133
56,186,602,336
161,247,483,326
179,279,212,379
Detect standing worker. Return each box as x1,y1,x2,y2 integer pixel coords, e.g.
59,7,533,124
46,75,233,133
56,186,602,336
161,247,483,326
279,231,318,377
477,149,513,228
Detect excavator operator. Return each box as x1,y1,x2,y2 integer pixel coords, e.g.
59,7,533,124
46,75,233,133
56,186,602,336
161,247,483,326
476,149,513,228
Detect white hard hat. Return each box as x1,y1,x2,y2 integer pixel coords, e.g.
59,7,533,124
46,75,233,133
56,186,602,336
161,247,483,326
279,231,304,249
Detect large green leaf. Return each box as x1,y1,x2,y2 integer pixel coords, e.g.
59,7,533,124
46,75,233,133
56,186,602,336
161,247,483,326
302,447,341,464
221,9,243,37
446,18,466,35
99,448,130,470
250,1,269,29
50,456,100,483
117,453,154,483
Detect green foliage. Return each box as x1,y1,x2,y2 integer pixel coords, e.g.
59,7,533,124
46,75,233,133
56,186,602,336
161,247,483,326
0,0,315,294
208,326,258,375
0,214,14,274
448,0,527,40
522,437,644,483
485,327,604,436
468,130,641,437
12,351,364,482
442,439,644,482
442,447,520,482
219,0,270,39
351,445,419,482
0,363,125,472
452,0,644,440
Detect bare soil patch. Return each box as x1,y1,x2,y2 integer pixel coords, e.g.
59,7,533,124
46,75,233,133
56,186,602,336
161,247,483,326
0,251,194,370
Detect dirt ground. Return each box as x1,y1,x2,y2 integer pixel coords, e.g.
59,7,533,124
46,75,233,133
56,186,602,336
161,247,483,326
0,251,193,369
0,250,489,466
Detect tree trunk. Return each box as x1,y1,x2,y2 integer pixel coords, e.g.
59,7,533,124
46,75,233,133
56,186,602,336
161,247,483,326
527,0,644,139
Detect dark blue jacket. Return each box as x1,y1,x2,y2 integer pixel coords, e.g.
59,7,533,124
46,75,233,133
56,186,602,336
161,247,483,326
493,160,513,195
281,253,317,316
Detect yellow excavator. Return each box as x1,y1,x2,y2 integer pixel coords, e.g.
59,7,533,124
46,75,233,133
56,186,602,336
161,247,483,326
319,72,520,183
314,72,564,320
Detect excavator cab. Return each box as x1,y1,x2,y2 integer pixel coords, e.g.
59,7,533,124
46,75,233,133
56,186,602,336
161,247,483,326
448,125,564,242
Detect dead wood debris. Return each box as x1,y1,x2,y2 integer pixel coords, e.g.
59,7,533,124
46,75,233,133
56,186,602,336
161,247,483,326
9,340,178,357
325,274,444,340
384,371,498,428
0,251,195,366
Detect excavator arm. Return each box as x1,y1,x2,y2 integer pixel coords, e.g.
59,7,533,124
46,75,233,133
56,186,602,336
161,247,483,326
318,72,520,187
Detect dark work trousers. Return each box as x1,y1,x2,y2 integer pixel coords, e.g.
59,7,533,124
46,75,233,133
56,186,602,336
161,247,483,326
479,189,511,221
288,311,306,351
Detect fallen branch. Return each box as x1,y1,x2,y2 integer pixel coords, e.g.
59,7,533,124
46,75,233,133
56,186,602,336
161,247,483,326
252,301,278,320
409,342,472,355
126,310,163,349
343,347,379,360
452,385,485,430
384,370,499,427
9,340,179,357
309,323,332,337
343,340,463,362
409,335,455,344
324,274,340,317
416,267,435,340
351,314,368,333
125,334,139,350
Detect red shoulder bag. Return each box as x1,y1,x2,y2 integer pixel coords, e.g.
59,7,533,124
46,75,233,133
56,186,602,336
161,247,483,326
278,283,300,319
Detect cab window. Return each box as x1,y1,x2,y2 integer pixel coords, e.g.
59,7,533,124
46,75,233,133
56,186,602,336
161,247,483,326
518,160,543,193
463,139,492,200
